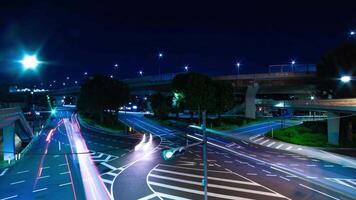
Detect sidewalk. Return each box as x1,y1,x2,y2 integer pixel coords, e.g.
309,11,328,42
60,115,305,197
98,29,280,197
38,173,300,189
190,121,356,170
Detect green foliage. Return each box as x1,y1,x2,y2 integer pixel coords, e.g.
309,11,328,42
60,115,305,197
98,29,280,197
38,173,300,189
150,92,170,119
77,75,130,123
172,73,215,112
212,81,234,118
317,42,356,98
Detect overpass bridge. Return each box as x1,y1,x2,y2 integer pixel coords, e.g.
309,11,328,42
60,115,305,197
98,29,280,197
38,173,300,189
256,98,356,145
0,107,33,160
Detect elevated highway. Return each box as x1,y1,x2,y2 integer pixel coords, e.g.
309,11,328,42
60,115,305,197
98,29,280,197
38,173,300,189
0,107,33,160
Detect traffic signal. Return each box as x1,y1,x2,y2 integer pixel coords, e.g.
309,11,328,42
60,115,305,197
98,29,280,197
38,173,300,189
162,147,185,160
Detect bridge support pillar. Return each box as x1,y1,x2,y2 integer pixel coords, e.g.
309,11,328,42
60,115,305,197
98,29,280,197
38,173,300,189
3,123,15,161
327,112,340,145
245,83,259,119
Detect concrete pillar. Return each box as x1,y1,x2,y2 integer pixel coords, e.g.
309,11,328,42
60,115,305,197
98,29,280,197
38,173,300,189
327,112,340,145
3,123,15,161
245,83,259,119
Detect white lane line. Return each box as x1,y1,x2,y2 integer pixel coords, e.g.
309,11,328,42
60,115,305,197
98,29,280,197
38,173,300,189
33,188,48,193
279,176,290,181
60,171,69,175
275,144,284,149
101,178,114,184
137,193,157,200
100,162,117,171
10,180,25,185
59,182,72,187
267,142,276,147
58,163,67,167
307,164,316,167
153,168,258,186
262,170,271,174
0,168,9,176
16,170,29,174
246,173,257,176
106,172,117,177
41,166,50,170
224,161,233,163
156,192,190,200
299,184,340,200
148,181,255,200
253,137,264,143
266,174,277,177
286,146,292,150
38,175,50,179
159,164,230,173
150,174,282,197
0,195,18,200
260,139,269,145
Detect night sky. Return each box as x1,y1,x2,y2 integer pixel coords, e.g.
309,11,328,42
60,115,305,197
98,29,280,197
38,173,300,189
0,0,355,87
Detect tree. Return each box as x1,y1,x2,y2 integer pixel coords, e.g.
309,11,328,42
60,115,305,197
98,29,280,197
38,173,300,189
77,75,130,123
316,42,356,98
172,73,215,121
212,81,234,120
150,92,170,119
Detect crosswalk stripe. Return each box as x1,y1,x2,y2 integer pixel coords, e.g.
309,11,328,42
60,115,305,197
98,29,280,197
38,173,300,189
106,172,117,177
148,181,254,200
159,164,230,173
149,174,283,197
253,137,264,143
152,168,258,186
267,142,276,147
260,140,269,145
155,192,191,200
101,178,113,184
276,144,284,149
100,162,117,170
286,146,292,150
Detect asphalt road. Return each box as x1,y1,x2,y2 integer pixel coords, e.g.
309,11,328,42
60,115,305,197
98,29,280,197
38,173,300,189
1,110,355,200
115,113,356,200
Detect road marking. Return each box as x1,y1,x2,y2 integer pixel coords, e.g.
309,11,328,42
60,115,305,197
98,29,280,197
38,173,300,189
137,193,157,200
306,176,317,179
246,173,257,176
41,166,50,170
100,162,117,171
106,172,117,177
10,180,25,185
224,161,233,163
279,176,290,181
260,139,269,145
59,182,72,187
324,165,334,168
299,184,340,200
101,178,114,184
253,137,264,143
0,195,18,200
150,174,283,197
307,164,316,167
262,170,271,174
33,188,47,193
286,146,292,150
153,168,258,186
267,142,276,147
158,164,230,173
148,181,255,200
38,175,50,179
275,144,284,149
58,163,67,167
16,170,29,174
0,168,9,176
60,171,70,175
266,174,277,177
325,178,356,189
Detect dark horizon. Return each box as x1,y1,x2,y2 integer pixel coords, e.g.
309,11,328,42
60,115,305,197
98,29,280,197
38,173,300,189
0,0,355,87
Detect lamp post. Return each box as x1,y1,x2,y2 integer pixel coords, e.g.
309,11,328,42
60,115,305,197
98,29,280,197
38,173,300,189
291,60,295,72
235,62,240,79
158,52,163,80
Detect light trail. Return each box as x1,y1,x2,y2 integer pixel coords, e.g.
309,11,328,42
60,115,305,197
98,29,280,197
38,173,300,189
135,134,146,151
65,114,111,200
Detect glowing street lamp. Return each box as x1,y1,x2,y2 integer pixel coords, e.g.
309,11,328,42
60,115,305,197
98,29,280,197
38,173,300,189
139,70,143,76
341,75,351,83
21,55,40,70
350,31,355,36
184,65,189,72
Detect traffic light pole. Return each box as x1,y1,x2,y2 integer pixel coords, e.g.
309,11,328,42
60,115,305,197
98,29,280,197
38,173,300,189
202,110,208,200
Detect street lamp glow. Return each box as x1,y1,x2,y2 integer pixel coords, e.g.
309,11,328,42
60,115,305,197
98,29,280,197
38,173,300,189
84,72,88,75
114,63,118,67
341,75,351,83
21,55,40,70
310,95,315,100
350,31,355,36
158,53,163,58
184,65,189,72
139,70,143,76
51,109,56,115
291,60,296,65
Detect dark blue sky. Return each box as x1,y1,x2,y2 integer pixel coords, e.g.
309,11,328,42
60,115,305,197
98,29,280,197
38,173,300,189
0,0,355,87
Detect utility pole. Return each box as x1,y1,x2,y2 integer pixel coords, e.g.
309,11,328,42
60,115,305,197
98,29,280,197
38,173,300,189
202,110,208,200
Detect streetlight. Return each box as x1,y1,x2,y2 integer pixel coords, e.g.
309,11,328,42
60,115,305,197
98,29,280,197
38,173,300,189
341,75,351,83
84,72,88,76
350,31,355,36
235,62,241,80
110,75,114,79
20,55,40,70
291,60,296,72
158,52,163,80
139,70,143,76
184,65,189,72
